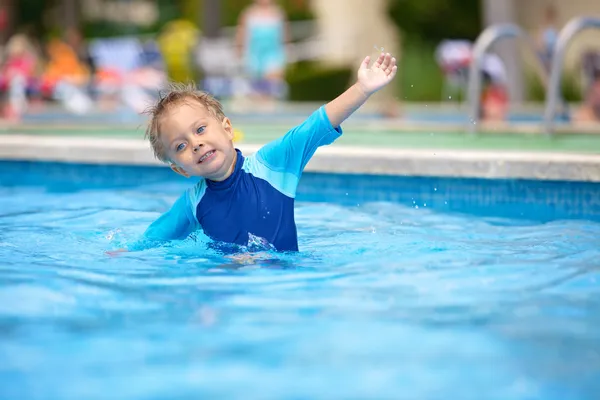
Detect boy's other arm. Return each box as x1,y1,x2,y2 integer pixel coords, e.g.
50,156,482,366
107,193,195,254
325,52,397,127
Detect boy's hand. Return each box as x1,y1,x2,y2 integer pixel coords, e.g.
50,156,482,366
357,52,397,96
324,52,398,127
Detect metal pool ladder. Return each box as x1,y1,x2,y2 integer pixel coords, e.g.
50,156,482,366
466,23,547,134
543,16,600,135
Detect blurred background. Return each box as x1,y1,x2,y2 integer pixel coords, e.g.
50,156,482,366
0,0,598,129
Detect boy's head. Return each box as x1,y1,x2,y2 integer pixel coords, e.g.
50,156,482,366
144,83,237,181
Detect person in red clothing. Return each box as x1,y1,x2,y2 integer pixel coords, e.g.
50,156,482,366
480,54,509,122
0,34,39,120
574,52,600,123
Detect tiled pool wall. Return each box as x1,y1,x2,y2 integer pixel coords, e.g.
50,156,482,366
1,161,599,222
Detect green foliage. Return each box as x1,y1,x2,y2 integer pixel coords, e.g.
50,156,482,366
386,0,482,102
526,70,582,102
16,0,53,37
221,0,314,26
387,0,482,44
400,39,444,101
285,61,352,101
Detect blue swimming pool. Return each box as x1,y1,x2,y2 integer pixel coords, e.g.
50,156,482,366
1,161,599,399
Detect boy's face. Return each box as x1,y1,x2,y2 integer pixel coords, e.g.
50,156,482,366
159,100,236,181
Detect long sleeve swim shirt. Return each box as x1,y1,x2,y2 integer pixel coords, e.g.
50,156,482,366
137,106,343,252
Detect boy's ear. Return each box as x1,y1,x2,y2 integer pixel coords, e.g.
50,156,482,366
222,117,234,140
170,163,190,178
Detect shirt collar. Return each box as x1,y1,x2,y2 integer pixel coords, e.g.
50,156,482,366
206,149,243,191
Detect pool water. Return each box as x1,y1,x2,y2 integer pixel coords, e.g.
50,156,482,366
1,162,600,400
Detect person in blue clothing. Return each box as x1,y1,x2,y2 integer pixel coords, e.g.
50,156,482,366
121,52,397,253
537,4,559,72
235,0,289,99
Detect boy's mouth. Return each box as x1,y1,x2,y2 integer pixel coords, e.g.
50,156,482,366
198,150,216,164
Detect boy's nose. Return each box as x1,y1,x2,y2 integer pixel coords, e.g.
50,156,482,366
192,143,204,152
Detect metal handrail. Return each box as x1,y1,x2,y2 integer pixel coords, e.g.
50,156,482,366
543,16,600,135
466,24,548,134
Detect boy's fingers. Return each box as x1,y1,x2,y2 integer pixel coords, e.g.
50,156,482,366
361,55,371,70
379,53,388,69
373,52,385,68
386,57,397,74
381,53,392,69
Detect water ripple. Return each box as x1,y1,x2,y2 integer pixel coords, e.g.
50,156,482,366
1,187,599,399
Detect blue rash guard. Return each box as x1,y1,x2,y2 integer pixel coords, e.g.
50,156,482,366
136,106,342,252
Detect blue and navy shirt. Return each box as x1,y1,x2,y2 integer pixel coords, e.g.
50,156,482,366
138,106,342,252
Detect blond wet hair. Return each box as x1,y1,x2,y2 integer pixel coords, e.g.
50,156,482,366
143,82,226,163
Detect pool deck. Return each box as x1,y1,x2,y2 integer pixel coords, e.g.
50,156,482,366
2,126,599,183
1,102,600,182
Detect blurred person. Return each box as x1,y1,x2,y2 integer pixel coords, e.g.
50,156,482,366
537,4,559,72
90,37,165,113
235,0,290,101
157,19,199,83
64,27,96,76
435,40,472,101
108,52,397,254
0,33,39,120
479,54,509,122
574,57,600,123
40,36,93,114
122,40,169,114
480,73,508,122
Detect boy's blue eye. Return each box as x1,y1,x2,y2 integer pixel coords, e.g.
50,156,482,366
176,143,186,152
196,126,205,134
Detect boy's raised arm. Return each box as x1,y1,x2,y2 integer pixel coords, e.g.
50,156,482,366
325,52,397,128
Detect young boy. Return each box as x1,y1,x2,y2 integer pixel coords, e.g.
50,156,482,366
128,52,397,252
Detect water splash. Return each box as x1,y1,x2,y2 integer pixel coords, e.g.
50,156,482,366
246,232,276,252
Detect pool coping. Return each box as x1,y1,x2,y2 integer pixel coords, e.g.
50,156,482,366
1,134,599,182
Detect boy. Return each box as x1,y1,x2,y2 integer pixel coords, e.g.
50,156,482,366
127,52,396,252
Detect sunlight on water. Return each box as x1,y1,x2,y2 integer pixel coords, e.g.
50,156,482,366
0,176,599,399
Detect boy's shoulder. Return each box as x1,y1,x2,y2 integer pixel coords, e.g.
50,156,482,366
186,178,208,206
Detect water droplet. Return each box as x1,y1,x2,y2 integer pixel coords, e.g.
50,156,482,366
444,201,448,205
448,96,452,99
415,205,419,209
345,192,349,196
411,84,413,88
434,187,437,191
423,203,427,207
